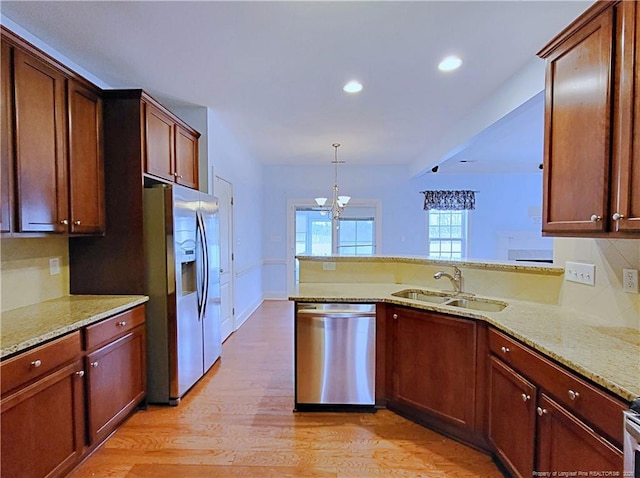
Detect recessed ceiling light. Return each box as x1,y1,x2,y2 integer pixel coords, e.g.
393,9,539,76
438,56,462,72
343,80,363,94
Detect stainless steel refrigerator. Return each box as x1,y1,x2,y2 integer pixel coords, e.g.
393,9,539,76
143,184,222,405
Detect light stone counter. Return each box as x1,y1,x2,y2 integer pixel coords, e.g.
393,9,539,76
290,282,640,403
0,295,149,358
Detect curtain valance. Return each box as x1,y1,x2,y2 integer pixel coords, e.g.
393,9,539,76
420,190,476,210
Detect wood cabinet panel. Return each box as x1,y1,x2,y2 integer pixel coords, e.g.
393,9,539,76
86,325,146,444
613,0,640,232
175,124,198,189
536,394,623,475
13,48,67,233
391,308,477,430
1,40,13,233
67,80,105,234
145,103,175,183
488,357,536,478
541,9,613,233
0,331,82,396
1,359,85,478
85,304,145,351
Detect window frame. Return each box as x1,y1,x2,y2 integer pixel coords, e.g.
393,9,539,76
426,209,468,259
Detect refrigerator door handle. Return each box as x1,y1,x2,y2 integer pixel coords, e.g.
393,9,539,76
195,212,205,320
198,211,210,320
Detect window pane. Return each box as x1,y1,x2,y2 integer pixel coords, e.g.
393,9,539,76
339,220,356,242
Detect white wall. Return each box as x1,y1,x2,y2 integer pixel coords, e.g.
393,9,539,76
262,164,548,297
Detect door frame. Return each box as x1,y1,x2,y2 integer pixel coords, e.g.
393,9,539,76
214,175,236,339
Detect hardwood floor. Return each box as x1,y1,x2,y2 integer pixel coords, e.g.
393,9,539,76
69,300,503,478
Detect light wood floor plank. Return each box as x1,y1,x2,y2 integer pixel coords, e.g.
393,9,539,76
69,300,503,477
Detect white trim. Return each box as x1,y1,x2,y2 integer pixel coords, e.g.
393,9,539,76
234,297,263,330
235,262,262,278
263,259,287,266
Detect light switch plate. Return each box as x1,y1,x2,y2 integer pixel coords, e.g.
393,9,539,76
322,262,336,271
623,269,639,294
49,257,60,275
565,261,595,286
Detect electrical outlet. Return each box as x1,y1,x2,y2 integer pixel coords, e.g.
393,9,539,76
564,261,595,286
49,257,60,275
623,269,639,294
322,262,336,271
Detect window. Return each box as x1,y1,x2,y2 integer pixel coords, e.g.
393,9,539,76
427,209,467,259
337,217,374,255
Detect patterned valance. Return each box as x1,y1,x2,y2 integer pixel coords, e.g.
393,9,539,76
421,190,476,210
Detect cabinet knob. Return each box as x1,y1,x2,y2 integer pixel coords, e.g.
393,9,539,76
501,346,510,354
392,313,398,320
568,390,580,400
521,393,530,402
536,407,548,416
31,359,42,368
75,370,85,377
590,214,602,222
117,321,127,327
174,173,183,179
73,220,81,226
60,219,69,225
90,361,99,368
612,212,625,221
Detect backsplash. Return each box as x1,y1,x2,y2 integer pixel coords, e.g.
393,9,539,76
554,238,640,329
0,237,69,312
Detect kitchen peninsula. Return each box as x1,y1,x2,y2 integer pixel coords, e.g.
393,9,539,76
290,255,639,476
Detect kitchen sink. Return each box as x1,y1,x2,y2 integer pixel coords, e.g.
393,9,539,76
445,298,507,312
391,289,507,312
391,289,452,304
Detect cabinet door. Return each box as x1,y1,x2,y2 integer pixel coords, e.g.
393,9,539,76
391,308,477,429
175,124,199,189
144,103,175,183
86,326,146,444
1,40,13,233
1,360,85,478
488,357,536,478
68,80,105,234
536,394,623,475
14,48,68,233
541,9,613,234
613,1,640,232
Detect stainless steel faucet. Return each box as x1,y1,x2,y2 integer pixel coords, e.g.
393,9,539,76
434,265,462,293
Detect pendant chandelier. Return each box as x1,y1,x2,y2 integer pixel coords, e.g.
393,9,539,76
315,143,351,219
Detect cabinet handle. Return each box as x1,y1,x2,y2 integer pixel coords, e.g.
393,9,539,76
392,313,398,320
590,214,602,222
60,219,69,225
117,321,127,327
536,407,547,416
501,346,510,354
73,220,81,226
90,361,99,368
521,393,530,402
174,173,183,179
568,390,580,400
612,213,625,221
75,370,85,377
31,359,42,368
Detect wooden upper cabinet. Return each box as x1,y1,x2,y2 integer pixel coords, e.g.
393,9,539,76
539,7,613,234
13,48,68,233
536,394,623,475
1,41,13,233
144,101,200,189
144,103,175,183
175,124,199,189
612,0,640,232
539,1,640,235
68,80,105,234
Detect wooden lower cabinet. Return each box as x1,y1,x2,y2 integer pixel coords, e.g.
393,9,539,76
388,307,482,445
1,360,85,478
86,325,146,444
488,357,536,478
536,394,623,475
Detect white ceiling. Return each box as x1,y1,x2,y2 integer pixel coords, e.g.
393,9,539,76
1,1,592,172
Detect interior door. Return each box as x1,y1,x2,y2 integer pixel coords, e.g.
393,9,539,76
214,176,234,341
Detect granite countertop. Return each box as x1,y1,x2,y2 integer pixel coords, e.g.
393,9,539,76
0,295,149,358
290,282,640,403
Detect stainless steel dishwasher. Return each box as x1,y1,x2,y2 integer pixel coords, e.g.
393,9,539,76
295,303,376,411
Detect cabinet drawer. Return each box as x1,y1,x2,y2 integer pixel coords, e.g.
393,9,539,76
85,306,145,351
1,331,82,396
488,328,626,447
